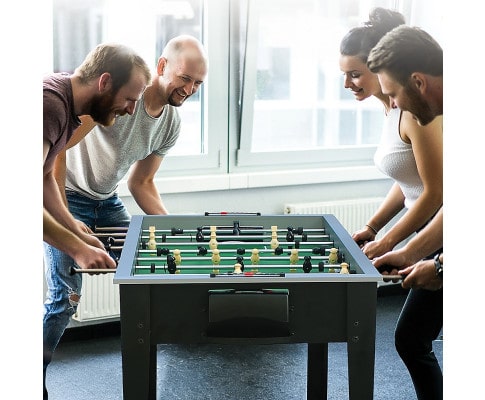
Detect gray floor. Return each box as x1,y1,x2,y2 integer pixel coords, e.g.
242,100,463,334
46,286,443,400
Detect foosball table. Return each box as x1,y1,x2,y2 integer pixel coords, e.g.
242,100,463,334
113,213,382,399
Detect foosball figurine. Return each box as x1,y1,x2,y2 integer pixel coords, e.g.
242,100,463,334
270,229,279,249
209,231,218,250
233,263,243,274
211,249,221,265
148,226,157,250
250,248,260,265
289,248,299,265
173,249,181,265
340,262,349,274
328,247,338,264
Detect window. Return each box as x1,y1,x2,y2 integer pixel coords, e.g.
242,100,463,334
235,0,400,171
53,1,204,157
50,0,442,180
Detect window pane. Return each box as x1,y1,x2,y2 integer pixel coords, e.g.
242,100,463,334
154,0,206,156
243,0,396,154
52,0,205,157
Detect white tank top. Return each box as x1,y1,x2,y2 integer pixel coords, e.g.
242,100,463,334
373,107,423,209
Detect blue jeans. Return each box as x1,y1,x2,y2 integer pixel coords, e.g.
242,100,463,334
43,191,131,398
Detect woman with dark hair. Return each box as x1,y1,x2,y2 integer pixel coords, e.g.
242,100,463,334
340,9,443,400
340,8,442,263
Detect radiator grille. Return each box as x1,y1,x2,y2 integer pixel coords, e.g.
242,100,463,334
284,197,386,237
72,273,120,322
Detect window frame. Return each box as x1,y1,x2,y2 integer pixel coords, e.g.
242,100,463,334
233,0,400,173
48,0,442,189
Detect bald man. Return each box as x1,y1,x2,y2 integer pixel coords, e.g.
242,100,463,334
43,35,208,398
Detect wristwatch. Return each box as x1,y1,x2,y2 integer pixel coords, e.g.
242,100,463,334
434,253,443,280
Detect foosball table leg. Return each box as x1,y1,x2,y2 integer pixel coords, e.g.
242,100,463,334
119,285,157,399
307,343,328,399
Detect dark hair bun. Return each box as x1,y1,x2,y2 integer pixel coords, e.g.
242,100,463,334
366,7,406,35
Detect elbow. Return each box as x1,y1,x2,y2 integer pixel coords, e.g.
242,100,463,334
127,176,153,194
418,189,443,216
126,178,137,194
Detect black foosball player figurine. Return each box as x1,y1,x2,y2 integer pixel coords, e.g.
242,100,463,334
303,255,312,273
196,227,204,242
232,221,241,236
166,254,177,274
104,236,119,265
286,227,295,242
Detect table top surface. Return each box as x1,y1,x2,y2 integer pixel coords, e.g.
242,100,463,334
114,214,382,284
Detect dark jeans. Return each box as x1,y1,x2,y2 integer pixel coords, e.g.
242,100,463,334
395,287,443,400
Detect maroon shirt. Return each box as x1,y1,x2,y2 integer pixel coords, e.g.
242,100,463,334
43,73,81,175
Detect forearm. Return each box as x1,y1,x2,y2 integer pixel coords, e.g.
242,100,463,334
399,207,443,263
400,257,443,290
43,209,83,257
367,183,404,232
357,184,405,256
130,181,169,215
381,189,442,249
44,209,116,270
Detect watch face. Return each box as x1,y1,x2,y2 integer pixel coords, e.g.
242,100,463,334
434,254,443,279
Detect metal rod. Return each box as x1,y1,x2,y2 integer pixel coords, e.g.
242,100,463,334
70,268,116,274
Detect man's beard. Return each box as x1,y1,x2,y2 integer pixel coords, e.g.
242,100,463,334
89,90,117,126
405,85,435,126
167,90,188,107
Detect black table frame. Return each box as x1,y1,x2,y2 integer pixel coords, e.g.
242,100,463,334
115,214,380,399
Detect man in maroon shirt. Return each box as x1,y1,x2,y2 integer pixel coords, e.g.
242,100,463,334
43,43,151,400
43,43,151,273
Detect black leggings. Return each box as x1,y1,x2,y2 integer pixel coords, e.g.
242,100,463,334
395,287,443,400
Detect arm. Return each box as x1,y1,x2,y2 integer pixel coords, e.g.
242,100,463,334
373,207,443,269
53,115,97,222
127,153,169,215
53,149,68,206
44,139,85,234
43,139,116,269
43,209,115,270
399,255,443,291
353,182,404,252
64,115,97,149
361,114,443,258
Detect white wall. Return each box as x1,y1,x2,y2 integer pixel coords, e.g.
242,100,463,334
121,177,394,216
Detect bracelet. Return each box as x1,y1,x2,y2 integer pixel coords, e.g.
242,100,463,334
365,224,378,235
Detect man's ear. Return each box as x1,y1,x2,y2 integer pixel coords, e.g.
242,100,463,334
157,57,167,76
98,72,113,92
411,72,427,94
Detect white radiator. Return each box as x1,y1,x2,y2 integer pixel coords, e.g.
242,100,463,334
284,197,386,237
72,273,120,322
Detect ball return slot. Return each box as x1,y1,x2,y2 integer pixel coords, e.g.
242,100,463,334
207,289,290,338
